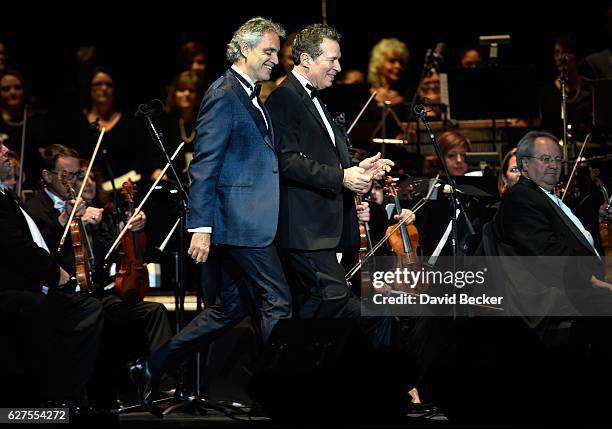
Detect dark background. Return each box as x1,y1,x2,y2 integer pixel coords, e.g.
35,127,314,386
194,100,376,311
1,2,610,112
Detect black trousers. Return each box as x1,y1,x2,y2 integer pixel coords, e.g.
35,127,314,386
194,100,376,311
149,244,292,380
88,294,173,406
46,291,104,402
0,290,49,405
0,289,104,404
283,249,350,318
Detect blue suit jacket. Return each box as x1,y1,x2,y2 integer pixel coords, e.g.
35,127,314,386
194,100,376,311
186,69,279,247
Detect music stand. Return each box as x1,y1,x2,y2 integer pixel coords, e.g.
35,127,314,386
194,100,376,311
446,66,540,150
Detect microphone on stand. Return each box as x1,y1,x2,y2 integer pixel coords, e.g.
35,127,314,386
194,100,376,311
413,104,425,117
135,99,164,117
427,42,446,72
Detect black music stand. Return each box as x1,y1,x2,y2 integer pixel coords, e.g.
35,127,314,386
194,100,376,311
446,66,540,149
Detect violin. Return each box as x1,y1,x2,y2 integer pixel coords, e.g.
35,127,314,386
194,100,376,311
384,176,419,261
115,179,149,301
355,194,372,260
60,172,96,291
383,176,422,291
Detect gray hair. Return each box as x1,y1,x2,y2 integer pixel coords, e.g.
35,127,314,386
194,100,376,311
292,23,341,65
515,130,560,170
226,17,286,64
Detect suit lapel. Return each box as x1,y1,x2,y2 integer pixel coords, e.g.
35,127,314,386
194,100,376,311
286,73,339,154
286,73,352,166
225,70,273,150
524,179,597,255
320,104,351,168
1,189,32,232
543,194,597,255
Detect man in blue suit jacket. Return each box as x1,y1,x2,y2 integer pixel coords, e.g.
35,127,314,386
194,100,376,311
129,17,291,415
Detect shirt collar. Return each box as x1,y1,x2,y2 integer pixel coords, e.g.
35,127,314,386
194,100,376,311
291,70,317,97
231,64,256,94
44,187,65,210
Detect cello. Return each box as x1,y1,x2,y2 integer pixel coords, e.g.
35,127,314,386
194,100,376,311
115,179,150,301
60,172,96,291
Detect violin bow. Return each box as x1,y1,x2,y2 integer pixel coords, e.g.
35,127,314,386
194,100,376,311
57,128,106,252
104,142,185,261
561,133,591,202
347,91,377,135
16,106,27,199
345,175,438,281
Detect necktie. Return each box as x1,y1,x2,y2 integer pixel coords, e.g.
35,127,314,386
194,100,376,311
305,84,320,100
54,199,66,212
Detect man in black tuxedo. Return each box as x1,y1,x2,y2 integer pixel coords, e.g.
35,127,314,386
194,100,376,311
493,130,612,318
0,142,103,406
25,144,171,410
266,23,407,318
489,130,612,421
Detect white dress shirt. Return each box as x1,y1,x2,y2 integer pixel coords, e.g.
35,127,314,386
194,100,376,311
541,186,600,257
291,70,336,146
2,182,51,293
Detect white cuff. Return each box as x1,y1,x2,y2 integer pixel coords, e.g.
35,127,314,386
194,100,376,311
188,227,212,233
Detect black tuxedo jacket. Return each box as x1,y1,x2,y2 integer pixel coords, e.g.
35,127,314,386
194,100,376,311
492,176,612,317
266,72,359,251
25,191,114,284
0,188,60,291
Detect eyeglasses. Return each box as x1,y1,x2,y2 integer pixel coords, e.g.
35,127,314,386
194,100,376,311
525,155,563,165
47,170,86,181
509,166,520,173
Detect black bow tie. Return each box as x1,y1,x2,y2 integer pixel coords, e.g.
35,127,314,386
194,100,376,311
251,83,262,100
230,68,261,99
306,84,320,100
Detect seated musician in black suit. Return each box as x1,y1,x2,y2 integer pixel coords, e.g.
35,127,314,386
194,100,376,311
0,141,103,407
25,144,172,410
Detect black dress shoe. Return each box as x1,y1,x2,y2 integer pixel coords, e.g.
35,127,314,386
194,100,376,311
127,358,163,418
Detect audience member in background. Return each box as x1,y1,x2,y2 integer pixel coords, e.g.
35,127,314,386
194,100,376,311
147,70,205,184
439,131,471,177
497,147,520,197
0,68,51,188
418,70,443,118
274,31,298,84
175,41,209,88
368,38,410,107
69,66,145,183
540,34,593,141
337,68,365,84
459,45,483,68
364,38,412,169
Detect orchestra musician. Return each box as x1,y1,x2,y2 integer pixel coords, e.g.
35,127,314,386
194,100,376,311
0,141,103,408
25,144,171,410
